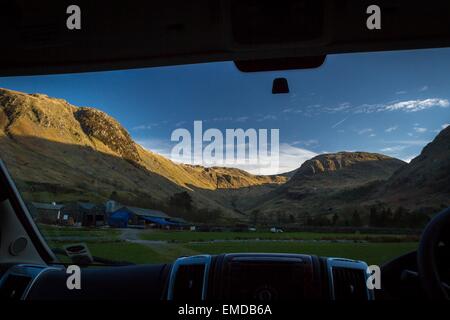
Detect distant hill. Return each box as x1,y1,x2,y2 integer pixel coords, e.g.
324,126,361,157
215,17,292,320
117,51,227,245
245,152,406,221
375,126,450,211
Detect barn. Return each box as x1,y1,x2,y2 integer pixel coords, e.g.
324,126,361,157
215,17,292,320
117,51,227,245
107,206,187,229
61,202,106,227
28,202,64,224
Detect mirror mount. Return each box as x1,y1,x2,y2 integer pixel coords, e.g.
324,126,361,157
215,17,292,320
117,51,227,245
234,56,326,72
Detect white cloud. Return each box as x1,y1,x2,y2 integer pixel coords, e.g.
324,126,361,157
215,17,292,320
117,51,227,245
402,156,415,163
357,128,373,135
442,123,450,129
291,139,319,147
229,143,317,175
257,114,277,122
276,143,317,174
136,138,173,158
235,116,249,122
132,124,156,130
385,126,398,133
210,116,233,122
380,146,406,153
419,85,429,92
396,90,407,95
204,143,317,175
413,127,427,133
137,136,318,175
294,97,449,117
384,139,430,146
383,98,449,112
132,121,166,130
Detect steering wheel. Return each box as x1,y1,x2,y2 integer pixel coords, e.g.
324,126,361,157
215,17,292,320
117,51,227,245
417,207,450,300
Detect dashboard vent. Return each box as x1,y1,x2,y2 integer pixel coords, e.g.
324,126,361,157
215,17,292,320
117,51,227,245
331,267,368,300
167,255,211,301
0,274,33,300
172,264,206,301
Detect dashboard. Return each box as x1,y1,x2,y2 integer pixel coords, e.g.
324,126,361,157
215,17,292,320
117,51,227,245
0,253,374,301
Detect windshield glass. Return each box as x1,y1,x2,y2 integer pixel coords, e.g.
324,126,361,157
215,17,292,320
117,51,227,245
0,48,449,266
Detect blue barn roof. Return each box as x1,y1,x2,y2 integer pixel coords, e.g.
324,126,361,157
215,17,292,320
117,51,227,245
142,216,184,226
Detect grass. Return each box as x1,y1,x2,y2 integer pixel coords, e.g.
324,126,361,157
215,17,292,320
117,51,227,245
40,227,419,266
184,241,418,266
37,224,120,241
49,240,418,266
138,230,419,243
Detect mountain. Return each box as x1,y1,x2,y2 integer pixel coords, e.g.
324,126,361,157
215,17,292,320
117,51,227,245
2,87,446,225
0,88,286,221
251,134,450,222
376,126,450,210
245,152,406,220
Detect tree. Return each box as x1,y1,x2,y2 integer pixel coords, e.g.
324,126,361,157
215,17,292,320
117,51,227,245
351,210,362,227
109,190,120,202
304,212,313,226
332,213,339,226
393,206,407,227
250,210,260,226
289,214,296,224
369,206,379,227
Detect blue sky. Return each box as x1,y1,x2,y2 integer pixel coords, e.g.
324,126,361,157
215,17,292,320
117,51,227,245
1,48,449,174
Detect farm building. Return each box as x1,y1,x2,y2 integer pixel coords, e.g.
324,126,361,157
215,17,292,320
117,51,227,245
107,206,187,229
60,202,106,227
28,202,64,224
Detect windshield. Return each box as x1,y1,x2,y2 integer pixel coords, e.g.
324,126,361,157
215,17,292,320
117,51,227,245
0,48,449,266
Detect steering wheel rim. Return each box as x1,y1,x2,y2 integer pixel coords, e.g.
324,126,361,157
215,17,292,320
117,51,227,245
417,207,450,300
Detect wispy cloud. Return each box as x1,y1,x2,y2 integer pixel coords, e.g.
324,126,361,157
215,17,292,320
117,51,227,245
413,127,427,133
419,85,429,92
383,139,431,146
132,120,169,131
331,116,349,129
442,123,450,129
132,123,160,130
235,116,249,123
291,139,319,147
385,126,398,133
380,146,407,153
210,116,233,122
357,128,373,135
257,114,277,122
307,98,449,116
396,90,407,95
383,98,449,112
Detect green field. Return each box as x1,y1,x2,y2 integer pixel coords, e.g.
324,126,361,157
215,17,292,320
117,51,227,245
138,229,419,243
38,224,120,241
39,226,419,266
51,241,417,266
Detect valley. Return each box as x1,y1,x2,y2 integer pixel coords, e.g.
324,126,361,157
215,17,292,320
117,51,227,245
0,87,449,226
